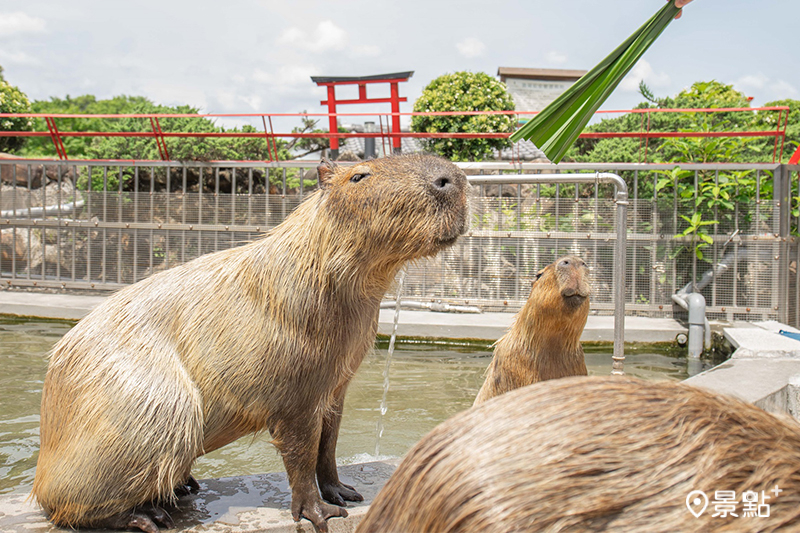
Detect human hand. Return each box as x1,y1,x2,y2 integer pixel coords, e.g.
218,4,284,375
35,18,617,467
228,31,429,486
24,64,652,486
675,0,692,18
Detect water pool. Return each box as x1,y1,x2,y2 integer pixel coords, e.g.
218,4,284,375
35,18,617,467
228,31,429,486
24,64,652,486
0,316,710,494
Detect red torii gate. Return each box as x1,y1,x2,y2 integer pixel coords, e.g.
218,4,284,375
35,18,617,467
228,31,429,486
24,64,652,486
311,71,413,159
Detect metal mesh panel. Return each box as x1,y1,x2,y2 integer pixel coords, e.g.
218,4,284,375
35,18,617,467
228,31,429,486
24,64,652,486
0,160,792,324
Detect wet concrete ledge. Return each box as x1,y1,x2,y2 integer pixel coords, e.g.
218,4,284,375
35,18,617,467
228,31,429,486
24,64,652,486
0,289,688,344
685,320,800,421
0,460,399,533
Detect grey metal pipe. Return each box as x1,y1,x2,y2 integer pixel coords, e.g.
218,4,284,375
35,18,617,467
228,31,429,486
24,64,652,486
467,172,628,375
674,292,707,355
685,292,706,359
379,299,482,314
0,199,85,219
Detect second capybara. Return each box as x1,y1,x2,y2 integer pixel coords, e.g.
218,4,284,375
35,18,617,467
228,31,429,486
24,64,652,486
358,376,800,533
32,154,468,533
473,255,590,405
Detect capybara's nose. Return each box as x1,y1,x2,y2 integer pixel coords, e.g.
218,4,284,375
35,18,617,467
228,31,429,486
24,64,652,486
433,176,452,190
429,172,465,199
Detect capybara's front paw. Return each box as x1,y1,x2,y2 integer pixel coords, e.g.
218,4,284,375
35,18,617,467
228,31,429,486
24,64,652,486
98,503,175,533
320,480,364,507
291,494,348,532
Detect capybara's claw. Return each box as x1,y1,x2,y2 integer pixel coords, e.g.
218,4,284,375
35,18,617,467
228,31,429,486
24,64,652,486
320,481,363,506
174,475,200,496
292,497,348,532
146,504,175,529
186,475,200,493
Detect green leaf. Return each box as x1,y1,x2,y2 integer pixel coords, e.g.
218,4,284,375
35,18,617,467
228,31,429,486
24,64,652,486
511,0,681,162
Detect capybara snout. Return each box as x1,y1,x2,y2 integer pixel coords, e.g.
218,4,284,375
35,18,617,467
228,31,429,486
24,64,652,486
321,154,469,257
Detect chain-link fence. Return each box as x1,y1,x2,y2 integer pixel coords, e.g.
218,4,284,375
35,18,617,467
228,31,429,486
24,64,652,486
1,159,797,327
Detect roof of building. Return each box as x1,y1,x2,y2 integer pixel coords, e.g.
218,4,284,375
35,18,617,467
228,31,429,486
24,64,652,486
497,67,587,82
310,72,414,84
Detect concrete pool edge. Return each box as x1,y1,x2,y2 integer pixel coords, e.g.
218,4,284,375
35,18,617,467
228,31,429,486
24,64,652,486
0,460,401,533
0,289,688,343
684,320,800,421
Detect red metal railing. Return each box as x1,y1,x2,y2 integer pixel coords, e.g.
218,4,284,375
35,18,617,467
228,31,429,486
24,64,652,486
0,106,791,163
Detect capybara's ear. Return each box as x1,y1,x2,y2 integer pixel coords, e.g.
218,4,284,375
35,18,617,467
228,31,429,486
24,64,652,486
317,159,337,188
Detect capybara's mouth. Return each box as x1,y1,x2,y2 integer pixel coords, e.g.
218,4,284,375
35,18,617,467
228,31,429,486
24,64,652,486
563,293,588,308
437,235,461,247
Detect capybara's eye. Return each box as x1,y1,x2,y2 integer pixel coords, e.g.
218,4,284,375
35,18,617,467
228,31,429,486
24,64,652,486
534,271,544,280
350,173,370,183
560,259,570,267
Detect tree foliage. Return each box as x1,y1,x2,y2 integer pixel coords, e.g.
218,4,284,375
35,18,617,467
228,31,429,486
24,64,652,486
564,80,797,164
0,69,34,153
85,101,285,162
412,71,515,161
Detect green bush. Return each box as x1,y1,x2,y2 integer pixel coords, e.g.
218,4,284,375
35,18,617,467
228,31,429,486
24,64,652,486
0,78,33,153
412,71,515,161
565,80,764,164
22,95,151,158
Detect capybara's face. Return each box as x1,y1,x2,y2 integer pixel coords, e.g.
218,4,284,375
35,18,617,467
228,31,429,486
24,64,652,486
531,255,591,311
319,154,469,259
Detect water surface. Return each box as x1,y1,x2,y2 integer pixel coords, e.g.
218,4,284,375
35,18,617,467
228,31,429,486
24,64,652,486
0,317,706,494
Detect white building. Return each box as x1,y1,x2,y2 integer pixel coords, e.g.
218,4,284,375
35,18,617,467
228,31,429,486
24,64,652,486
498,67,587,118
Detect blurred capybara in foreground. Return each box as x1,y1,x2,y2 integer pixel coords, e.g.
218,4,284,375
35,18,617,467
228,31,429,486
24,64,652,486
359,376,800,533
474,255,590,405
33,154,468,533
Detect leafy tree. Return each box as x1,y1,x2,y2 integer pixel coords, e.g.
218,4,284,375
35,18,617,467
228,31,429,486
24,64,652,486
751,98,800,163
86,101,285,162
0,69,34,153
21,95,151,158
412,71,515,161
565,81,760,164
285,112,331,159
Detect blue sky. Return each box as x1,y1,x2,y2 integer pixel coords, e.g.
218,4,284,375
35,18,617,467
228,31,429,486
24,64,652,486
1,1,796,131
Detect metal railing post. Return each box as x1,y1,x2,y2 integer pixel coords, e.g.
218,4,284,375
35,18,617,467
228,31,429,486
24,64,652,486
776,164,791,324
467,172,629,375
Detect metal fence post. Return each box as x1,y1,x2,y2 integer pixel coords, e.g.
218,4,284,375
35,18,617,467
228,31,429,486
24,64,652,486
776,164,791,324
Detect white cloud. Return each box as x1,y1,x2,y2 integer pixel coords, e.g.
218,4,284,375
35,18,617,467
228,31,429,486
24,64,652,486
734,73,768,91
240,95,263,110
456,37,486,58
351,44,381,58
0,49,40,65
277,20,347,52
620,59,670,92
0,12,46,37
137,82,208,111
253,65,319,93
773,80,798,98
545,50,567,65
735,74,798,102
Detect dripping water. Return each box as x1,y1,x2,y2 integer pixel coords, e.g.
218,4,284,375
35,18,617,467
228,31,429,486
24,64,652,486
374,268,406,456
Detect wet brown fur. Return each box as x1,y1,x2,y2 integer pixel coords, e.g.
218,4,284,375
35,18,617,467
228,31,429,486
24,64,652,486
32,154,468,532
359,376,800,533
474,255,590,405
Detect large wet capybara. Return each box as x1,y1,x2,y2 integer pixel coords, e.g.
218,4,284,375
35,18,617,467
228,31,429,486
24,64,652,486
32,154,468,533
473,255,590,405
358,376,800,533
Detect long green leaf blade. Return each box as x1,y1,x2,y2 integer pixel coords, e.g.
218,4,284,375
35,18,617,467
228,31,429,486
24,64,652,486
510,1,681,163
